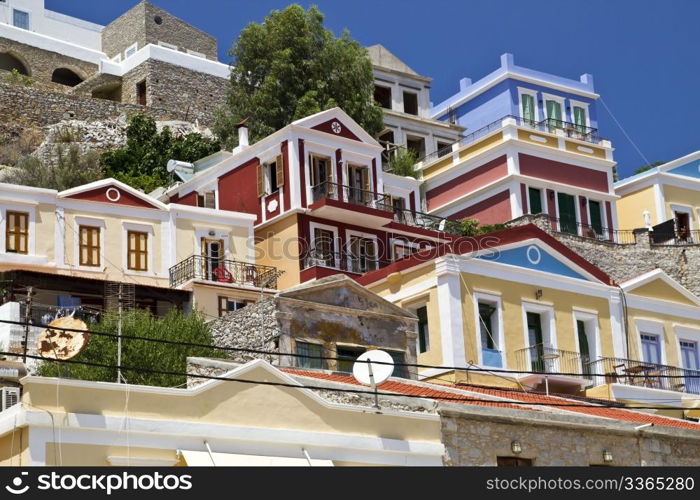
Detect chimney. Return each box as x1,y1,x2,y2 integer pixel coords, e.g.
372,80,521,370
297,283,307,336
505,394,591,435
234,117,250,151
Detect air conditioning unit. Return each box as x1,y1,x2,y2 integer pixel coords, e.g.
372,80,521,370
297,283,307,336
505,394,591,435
1,387,20,411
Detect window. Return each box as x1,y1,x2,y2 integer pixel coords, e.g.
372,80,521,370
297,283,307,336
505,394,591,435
310,155,331,186
406,136,425,158
258,156,284,196
573,105,587,133
528,187,543,215
311,227,336,268
79,226,101,267
479,303,497,350
136,80,147,106
196,191,216,209
12,9,29,30
521,93,536,123
374,85,392,109
125,43,138,59
497,457,533,467
296,341,323,369
675,211,691,241
557,192,577,235
680,341,699,371
388,350,407,378
544,97,563,130
217,297,246,317
348,236,377,273
577,320,591,374
640,333,661,365
416,306,430,353
403,91,418,115
5,211,28,254
127,231,148,271
478,298,502,367
346,164,370,204
336,346,365,373
392,240,415,261
436,141,452,158
588,200,603,236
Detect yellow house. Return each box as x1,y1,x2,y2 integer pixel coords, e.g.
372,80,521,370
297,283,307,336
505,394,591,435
0,360,443,466
615,151,700,244
0,178,276,335
358,224,700,416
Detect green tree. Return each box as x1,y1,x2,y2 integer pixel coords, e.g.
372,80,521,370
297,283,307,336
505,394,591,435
634,160,665,175
442,218,507,237
2,145,102,191
38,309,222,387
388,148,419,179
214,5,383,147
101,114,220,192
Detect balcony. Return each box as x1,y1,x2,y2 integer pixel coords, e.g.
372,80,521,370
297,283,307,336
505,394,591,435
301,249,392,277
309,181,395,227
547,216,636,245
586,357,700,395
650,219,700,246
515,344,590,391
311,181,391,210
169,255,280,289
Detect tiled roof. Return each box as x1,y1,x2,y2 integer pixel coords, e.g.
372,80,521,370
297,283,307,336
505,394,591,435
283,369,700,431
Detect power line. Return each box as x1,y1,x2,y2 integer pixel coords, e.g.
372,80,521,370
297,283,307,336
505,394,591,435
15,351,700,413
4,317,700,380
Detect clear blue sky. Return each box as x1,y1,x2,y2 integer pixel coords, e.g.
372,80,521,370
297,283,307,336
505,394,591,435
47,0,700,179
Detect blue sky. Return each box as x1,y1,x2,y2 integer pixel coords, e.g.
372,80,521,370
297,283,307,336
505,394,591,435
47,0,700,179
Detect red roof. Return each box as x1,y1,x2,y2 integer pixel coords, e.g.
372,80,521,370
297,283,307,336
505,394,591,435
283,369,700,431
356,224,613,286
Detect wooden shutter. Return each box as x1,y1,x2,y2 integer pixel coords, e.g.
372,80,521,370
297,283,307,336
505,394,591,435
275,155,284,188
256,162,264,197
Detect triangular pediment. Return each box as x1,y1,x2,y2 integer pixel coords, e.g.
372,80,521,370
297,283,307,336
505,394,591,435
279,274,416,318
477,241,597,282
59,179,165,210
292,107,380,146
622,269,700,307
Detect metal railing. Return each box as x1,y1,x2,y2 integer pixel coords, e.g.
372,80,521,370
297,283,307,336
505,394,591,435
379,140,403,171
650,229,700,246
515,344,588,376
391,207,454,233
585,357,700,394
169,255,279,289
418,114,606,165
302,249,392,275
310,181,391,211
547,216,637,245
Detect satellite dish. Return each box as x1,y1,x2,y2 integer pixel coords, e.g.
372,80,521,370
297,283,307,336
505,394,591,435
353,350,394,386
166,159,178,172
37,316,90,360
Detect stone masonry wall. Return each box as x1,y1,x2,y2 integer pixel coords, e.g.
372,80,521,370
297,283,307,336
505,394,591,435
0,37,98,90
510,214,700,296
440,406,700,466
102,1,218,61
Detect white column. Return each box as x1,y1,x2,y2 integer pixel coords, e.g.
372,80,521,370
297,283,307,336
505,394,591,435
435,256,467,368
609,289,626,359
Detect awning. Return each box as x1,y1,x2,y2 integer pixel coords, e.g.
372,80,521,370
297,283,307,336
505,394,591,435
178,450,333,467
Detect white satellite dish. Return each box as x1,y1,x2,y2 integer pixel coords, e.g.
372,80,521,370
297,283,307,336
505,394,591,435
166,159,178,172
352,350,394,410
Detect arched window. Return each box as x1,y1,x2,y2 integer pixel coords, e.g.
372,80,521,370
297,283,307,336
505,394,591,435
51,68,84,87
0,53,29,75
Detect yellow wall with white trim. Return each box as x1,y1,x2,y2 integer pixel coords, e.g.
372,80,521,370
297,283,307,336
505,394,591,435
663,185,700,227
615,185,657,230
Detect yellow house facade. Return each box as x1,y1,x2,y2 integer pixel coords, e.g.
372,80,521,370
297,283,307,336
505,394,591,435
615,151,700,244
359,224,700,416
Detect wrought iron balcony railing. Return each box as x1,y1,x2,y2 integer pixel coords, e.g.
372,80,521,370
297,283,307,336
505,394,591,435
169,255,279,289
302,249,392,275
391,207,455,233
310,181,392,211
515,344,589,376
585,357,700,394
546,215,637,245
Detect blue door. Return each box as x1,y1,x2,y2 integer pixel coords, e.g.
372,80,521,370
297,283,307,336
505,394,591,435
680,341,700,394
640,334,661,365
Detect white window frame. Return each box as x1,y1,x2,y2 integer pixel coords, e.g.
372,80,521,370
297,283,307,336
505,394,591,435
526,184,545,215
634,319,666,366
541,92,566,122
390,237,419,261
308,221,339,269
12,7,30,30
517,87,539,122
306,147,336,203
474,292,505,368
186,49,206,58
406,298,431,355
73,216,106,272
0,202,36,257
345,229,379,273
122,221,155,276
157,41,178,51
194,227,230,260
124,43,138,59
674,325,700,370
521,300,557,349
569,99,591,128
572,309,601,363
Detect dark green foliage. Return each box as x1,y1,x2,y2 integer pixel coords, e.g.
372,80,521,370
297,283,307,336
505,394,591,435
214,5,383,147
388,148,419,179
37,309,223,387
101,114,220,192
633,160,665,175
442,218,508,237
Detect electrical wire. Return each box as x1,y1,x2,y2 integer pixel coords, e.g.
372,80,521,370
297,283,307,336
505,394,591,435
14,351,700,413
4,317,699,381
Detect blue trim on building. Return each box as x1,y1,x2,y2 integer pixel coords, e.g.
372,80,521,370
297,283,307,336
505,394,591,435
478,244,589,281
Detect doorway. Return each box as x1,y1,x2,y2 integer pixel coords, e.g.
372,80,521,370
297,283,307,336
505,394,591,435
347,164,370,205
557,193,577,234
527,312,544,372
201,238,224,280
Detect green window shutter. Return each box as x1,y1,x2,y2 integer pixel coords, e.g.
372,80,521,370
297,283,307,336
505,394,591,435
546,100,562,130
528,187,543,214
573,106,586,133
521,94,535,123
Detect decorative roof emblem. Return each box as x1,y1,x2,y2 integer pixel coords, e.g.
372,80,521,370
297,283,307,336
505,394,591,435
331,121,342,134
